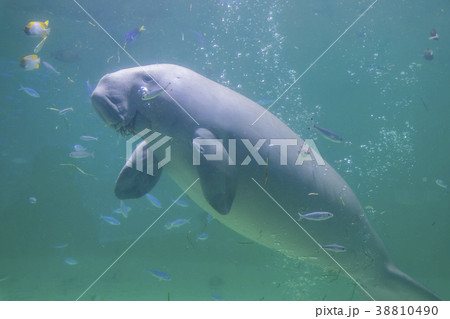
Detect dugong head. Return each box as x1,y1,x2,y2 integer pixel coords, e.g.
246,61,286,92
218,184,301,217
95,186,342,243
91,66,167,135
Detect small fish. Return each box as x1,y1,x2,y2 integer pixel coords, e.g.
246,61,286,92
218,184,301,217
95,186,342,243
298,211,333,221
20,55,40,71
114,200,131,218
211,294,223,301
189,29,205,43
58,107,73,115
172,199,189,207
435,179,448,189
42,61,60,75
165,218,190,230
34,37,48,53
148,269,171,281
73,144,86,152
86,80,93,96
124,26,146,48
322,244,347,252
80,135,98,141
28,197,37,204
256,99,275,106
0,274,10,282
339,196,345,206
206,214,214,224
311,118,342,143
308,192,319,196
139,86,164,101
429,28,439,40
145,193,162,208
419,97,429,112
59,163,97,179
424,48,434,61
24,20,50,38
100,215,121,226
196,233,209,241
19,85,39,97
69,151,94,159
52,243,68,249
64,258,78,265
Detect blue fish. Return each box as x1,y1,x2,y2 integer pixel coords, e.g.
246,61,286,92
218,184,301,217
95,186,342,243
52,242,68,249
322,244,347,252
165,218,190,230
64,258,78,265
124,26,145,48
19,85,39,98
196,233,209,241
28,197,37,204
311,118,342,143
149,269,171,281
100,215,121,226
298,211,334,221
189,29,205,43
113,200,131,218
146,193,162,208
172,199,189,207
211,293,223,301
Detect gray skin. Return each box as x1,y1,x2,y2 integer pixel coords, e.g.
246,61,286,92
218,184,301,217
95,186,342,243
91,64,440,300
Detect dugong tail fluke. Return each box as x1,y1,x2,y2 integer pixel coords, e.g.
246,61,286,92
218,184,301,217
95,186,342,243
91,63,442,300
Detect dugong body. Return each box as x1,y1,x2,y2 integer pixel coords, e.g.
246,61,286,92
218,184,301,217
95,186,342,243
91,64,440,300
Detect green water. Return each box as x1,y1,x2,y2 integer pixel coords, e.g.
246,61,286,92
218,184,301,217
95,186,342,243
0,0,449,300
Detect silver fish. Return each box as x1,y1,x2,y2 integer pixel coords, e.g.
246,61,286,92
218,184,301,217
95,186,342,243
58,107,73,115
42,61,60,75
69,151,94,159
435,179,448,189
322,244,347,252
80,136,98,141
298,211,334,221
165,218,190,230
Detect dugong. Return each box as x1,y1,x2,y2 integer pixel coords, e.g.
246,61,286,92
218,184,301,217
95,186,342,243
91,64,440,300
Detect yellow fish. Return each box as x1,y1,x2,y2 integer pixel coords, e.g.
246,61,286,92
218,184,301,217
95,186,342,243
20,54,40,71
24,20,50,37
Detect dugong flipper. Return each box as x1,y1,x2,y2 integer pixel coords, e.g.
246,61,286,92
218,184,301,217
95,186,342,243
91,64,441,300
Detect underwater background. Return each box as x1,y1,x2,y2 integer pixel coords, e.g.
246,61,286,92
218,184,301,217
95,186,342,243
0,0,449,300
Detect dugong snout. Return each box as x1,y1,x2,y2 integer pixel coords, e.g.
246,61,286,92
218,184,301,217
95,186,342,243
91,76,140,135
